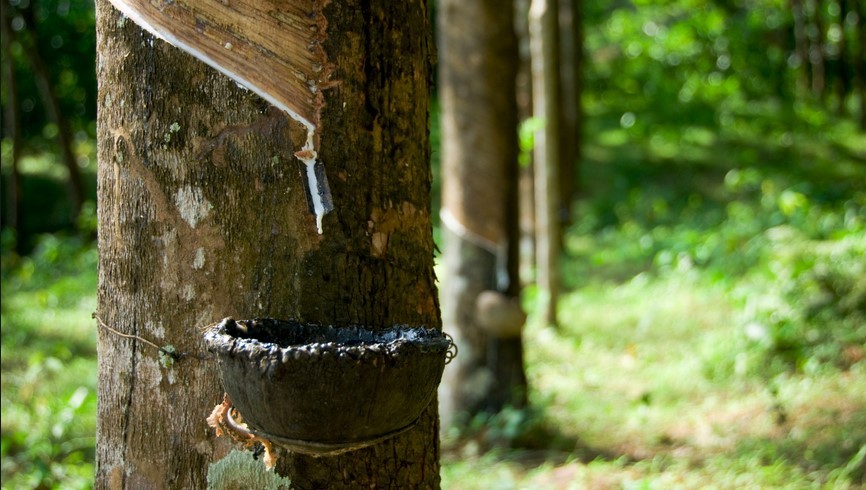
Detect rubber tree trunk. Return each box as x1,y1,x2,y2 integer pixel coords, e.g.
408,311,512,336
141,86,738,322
438,0,527,428
95,1,440,488
530,0,561,328
515,0,537,287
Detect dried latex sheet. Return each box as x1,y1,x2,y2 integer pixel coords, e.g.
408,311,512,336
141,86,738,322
108,0,334,233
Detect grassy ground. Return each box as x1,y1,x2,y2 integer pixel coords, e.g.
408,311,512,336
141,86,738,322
440,101,866,489
442,275,866,489
1,232,98,489
2,103,865,489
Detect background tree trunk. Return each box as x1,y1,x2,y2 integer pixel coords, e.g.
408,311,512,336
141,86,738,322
792,0,811,93
853,0,866,129
809,0,827,99
95,0,440,488
835,0,849,115
1,2,22,236
438,0,527,428
19,5,85,220
515,0,537,287
529,0,561,327
557,0,583,228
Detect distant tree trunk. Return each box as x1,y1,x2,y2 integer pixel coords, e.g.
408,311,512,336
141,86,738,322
809,0,827,99
95,1,440,488
439,0,527,428
515,0,537,286
515,0,534,122
557,0,583,227
1,2,22,237
768,11,790,98
792,0,811,93
853,0,866,129
20,5,85,220
530,0,561,327
836,0,849,115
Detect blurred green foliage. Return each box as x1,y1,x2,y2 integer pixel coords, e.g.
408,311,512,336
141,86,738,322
583,0,861,130
564,0,866,378
1,229,97,489
2,0,97,147
1,0,98,242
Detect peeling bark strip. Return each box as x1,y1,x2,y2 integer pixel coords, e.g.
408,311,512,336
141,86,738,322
107,0,334,232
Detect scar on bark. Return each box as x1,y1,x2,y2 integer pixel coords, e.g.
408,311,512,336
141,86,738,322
106,0,337,232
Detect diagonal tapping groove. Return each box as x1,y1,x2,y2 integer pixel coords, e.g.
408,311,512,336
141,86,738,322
107,0,335,233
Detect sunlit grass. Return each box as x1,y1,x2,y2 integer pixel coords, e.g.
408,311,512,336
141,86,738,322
444,271,865,489
1,234,98,489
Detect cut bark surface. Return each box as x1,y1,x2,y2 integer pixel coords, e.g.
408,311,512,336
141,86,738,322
107,0,332,129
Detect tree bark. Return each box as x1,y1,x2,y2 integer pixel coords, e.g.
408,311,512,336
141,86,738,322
438,0,527,428
95,1,440,488
530,0,561,327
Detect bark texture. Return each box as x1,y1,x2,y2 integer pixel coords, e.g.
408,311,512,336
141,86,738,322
95,0,439,488
438,0,527,426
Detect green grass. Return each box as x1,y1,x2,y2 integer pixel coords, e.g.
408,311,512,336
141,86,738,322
443,274,865,489
1,233,98,490
440,94,865,488
0,142,99,248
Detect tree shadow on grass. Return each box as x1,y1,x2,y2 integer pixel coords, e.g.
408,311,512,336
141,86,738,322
442,405,626,470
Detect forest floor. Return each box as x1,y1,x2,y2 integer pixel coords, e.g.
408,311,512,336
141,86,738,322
441,272,866,489
2,100,865,489
439,100,866,489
